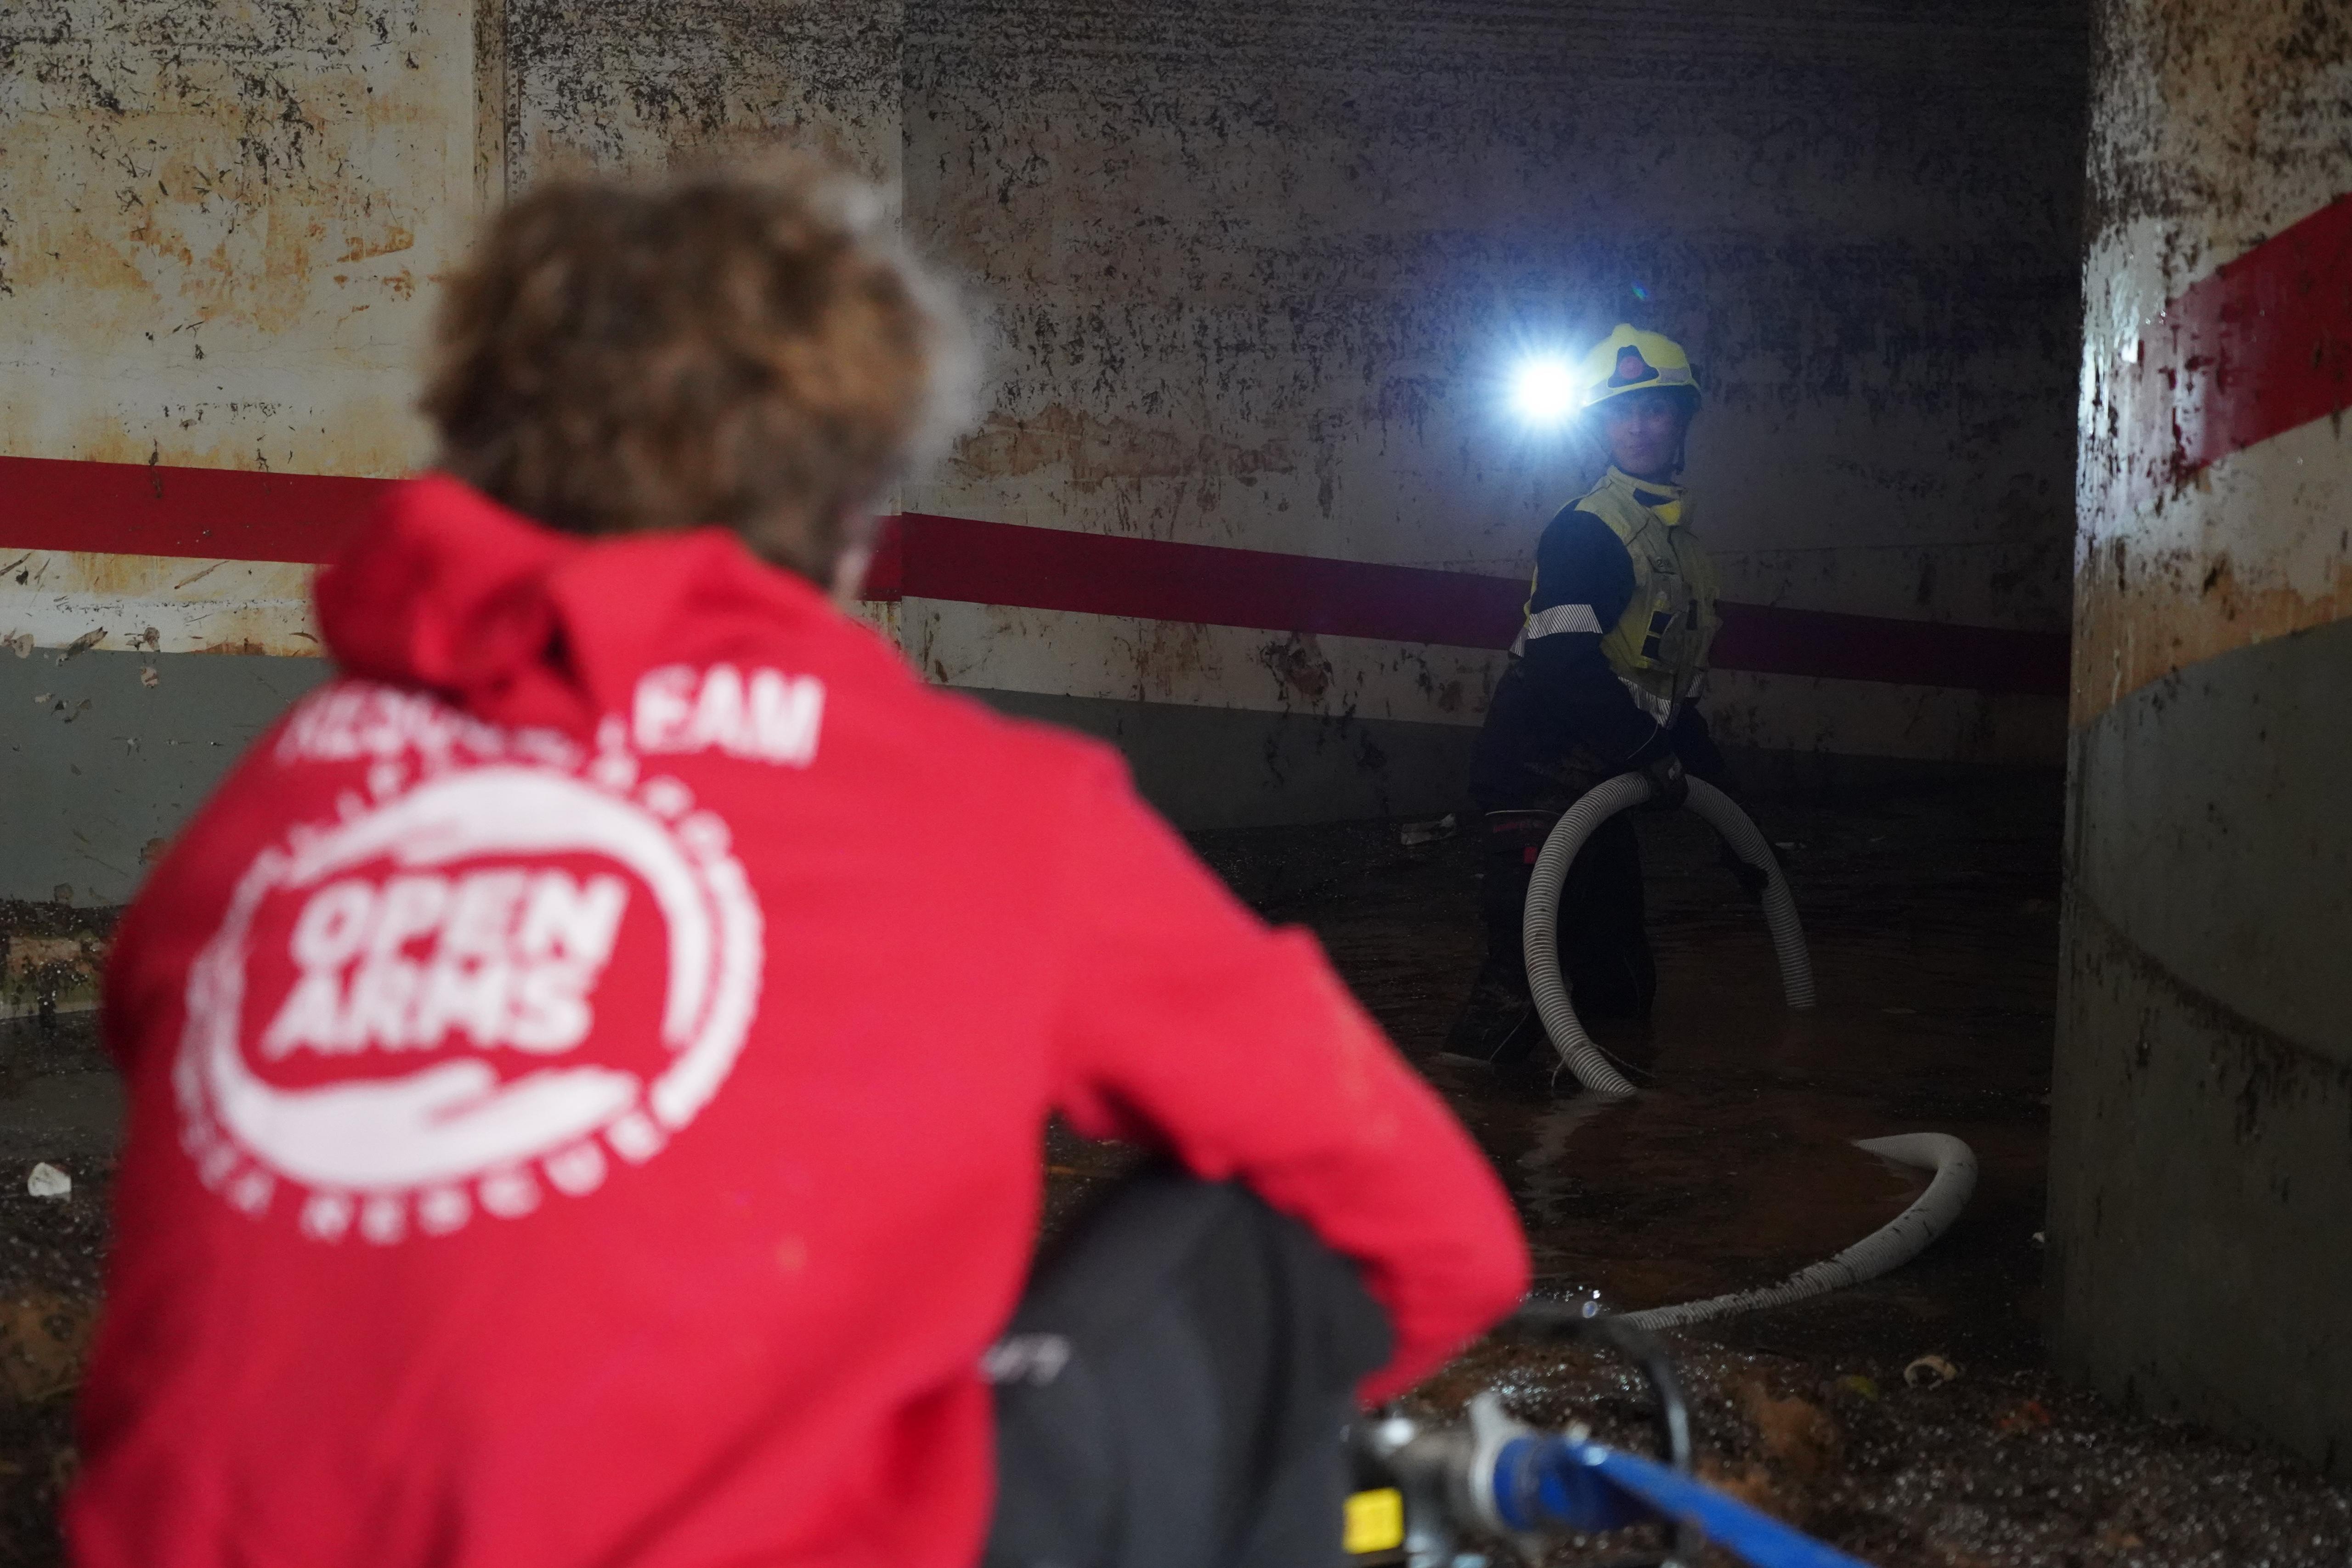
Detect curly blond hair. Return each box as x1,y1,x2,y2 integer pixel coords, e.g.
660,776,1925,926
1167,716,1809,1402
421,155,970,583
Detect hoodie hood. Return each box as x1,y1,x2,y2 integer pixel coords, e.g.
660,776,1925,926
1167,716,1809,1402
315,474,843,734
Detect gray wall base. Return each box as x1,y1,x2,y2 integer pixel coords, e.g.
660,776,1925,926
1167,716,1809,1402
2,656,2068,905
0,648,328,905
2052,618,2352,1480
2049,905,2352,1478
1717,743,2061,804
961,687,1476,831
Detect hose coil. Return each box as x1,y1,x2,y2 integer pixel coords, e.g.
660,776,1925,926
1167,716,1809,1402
1521,774,1813,1095
1515,778,1977,1327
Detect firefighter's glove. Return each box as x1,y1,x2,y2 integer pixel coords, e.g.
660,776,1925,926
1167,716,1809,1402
1639,751,1689,812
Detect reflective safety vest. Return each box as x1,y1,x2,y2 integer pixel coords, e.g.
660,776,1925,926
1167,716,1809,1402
1554,466,1721,722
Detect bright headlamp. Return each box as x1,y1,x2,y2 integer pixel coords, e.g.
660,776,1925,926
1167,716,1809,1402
1508,355,1582,428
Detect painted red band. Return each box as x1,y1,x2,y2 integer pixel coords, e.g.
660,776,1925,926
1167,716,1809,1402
0,453,384,563
884,513,1527,648
871,515,2067,694
0,455,2064,694
2124,187,2352,497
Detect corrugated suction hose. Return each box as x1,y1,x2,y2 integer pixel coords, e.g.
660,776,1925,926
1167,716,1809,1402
1521,774,1814,1096
1515,776,1976,1325
1619,1133,1979,1330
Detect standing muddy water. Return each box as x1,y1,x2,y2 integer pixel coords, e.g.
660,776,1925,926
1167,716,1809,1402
6,781,2351,1565
1190,777,2058,1359
1165,777,2352,1565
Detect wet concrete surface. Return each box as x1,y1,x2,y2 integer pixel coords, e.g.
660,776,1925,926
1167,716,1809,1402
1057,775,2352,1564
0,1017,119,1173
4,778,2350,1563
0,1013,113,1564
1187,779,2060,1364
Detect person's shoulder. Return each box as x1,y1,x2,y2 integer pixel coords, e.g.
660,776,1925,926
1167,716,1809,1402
1538,497,1631,558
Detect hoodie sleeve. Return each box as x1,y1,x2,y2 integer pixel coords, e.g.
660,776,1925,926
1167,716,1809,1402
1045,749,1531,1401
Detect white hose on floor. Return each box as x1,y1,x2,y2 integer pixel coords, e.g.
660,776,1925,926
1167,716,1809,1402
1521,773,1815,1096
1516,777,1974,1319
1617,1133,1979,1330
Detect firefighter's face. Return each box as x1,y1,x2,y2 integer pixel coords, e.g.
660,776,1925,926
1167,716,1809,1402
1596,390,1692,481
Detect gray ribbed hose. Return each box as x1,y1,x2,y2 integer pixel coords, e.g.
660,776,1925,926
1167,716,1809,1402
1516,778,1976,1324
1619,1133,1979,1330
1522,774,1815,1095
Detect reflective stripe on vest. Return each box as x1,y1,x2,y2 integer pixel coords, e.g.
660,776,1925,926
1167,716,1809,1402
1620,678,1675,724
1509,602,1606,655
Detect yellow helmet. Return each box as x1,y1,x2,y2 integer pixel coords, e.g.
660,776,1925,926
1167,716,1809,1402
1578,324,1700,411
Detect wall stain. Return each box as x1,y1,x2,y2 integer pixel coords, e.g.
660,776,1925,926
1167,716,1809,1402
0,0,469,478
953,405,1295,495
1108,618,1216,702
2070,481,2352,727
1256,633,1335,705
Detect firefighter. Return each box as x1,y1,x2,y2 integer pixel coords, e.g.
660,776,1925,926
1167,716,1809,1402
1448,324,1729,1068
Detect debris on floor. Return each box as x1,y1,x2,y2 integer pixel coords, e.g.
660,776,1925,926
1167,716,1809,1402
1905,1354,1961,1388
2,779,2349,1565
1172,776,2352,1566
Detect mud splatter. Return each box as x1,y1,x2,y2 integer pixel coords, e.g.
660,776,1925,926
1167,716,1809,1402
953,405,1295,496
1257,633,1334,704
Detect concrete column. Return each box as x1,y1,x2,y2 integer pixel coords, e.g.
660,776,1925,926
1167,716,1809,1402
2051,0,2352,1476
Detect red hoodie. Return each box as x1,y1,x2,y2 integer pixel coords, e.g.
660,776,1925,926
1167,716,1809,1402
68,475,1529,1568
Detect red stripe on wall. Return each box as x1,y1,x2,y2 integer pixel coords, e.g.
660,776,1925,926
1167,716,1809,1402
887,513,1527,648
2127,187,2352,493
865,516,2065,695
0,455,2065,695
0,453,384,563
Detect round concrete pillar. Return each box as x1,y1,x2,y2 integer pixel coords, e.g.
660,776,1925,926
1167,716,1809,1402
2052,0,2352,1475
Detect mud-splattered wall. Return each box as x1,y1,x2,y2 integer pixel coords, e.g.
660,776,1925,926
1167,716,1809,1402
1,0,473,481
2048,0,2352,1480
494,0,900,193
0,0,478,906
901,0,2088,815
0,0,903,905
4,0,2086,900
0,0,474,663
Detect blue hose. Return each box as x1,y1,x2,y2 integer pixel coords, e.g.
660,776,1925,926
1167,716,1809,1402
1492,1434,1877,1568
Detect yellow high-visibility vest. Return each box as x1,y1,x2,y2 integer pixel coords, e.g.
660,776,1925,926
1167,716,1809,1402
1534,465,1721,721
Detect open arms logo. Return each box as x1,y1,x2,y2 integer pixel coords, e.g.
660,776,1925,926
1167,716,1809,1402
175,742,763,1244
262,869,628,1059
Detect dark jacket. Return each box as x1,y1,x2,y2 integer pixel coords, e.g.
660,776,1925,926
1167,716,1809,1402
1469,503,1672,809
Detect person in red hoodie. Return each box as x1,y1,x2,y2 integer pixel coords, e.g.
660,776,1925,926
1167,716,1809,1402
68,155,1530,1568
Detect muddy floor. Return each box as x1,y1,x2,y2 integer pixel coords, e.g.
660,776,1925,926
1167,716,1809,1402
4,777,2351,1564
1101,776,2351,1566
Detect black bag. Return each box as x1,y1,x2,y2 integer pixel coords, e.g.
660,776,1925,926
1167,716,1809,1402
984,1169,1392,1568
